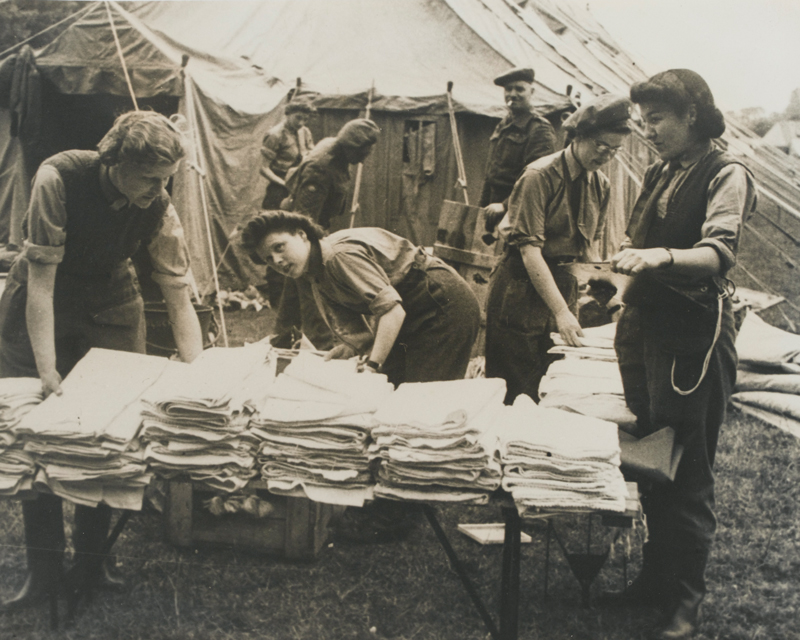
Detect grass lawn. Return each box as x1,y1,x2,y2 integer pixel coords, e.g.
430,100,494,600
1,307,798,640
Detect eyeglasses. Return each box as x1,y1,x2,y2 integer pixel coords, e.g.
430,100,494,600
592,139,623,156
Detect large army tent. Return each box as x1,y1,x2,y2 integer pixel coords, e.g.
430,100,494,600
1,0,799,329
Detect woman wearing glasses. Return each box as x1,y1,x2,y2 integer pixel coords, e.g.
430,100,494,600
485,94,632,403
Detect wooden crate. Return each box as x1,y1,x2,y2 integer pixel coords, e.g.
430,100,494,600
164,480,337,560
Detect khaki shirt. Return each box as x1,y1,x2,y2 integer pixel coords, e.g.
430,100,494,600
261,121,314,174
501,146,610,259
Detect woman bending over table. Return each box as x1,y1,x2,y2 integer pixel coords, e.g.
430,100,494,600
0,111,203,611
240,210,480,386
606,69,757,640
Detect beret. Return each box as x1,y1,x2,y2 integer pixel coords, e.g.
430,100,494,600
285,97,317,116
493,67,535,87
337,118,380,148
562,94,633,137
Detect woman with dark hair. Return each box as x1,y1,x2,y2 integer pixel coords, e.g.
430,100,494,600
485,94,633,403
606,70,757,639
0,110,203,610
241,210,480,386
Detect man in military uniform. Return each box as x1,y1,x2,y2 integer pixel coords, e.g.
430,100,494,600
481,67,557,233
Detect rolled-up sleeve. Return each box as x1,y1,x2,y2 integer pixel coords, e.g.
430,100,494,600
147,203,193,289
24,164,67,264
326,251,402,316
505,169,552,248
695,164,756,272
261,131,280,164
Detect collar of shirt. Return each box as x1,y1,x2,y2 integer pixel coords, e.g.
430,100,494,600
564,144,586,182
500,109,535,131
99,164,130,211
306,239,329,282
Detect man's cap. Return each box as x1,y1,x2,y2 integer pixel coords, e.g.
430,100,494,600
337,118,380,148
562,94,633,137
493,67,535,87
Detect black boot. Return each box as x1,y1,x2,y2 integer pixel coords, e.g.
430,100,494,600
653,549,707,640
600,541,667,609
71,504,125,591
1,496,65,612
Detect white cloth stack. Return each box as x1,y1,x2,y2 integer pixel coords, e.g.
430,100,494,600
253,353,393,506
369,378,506,505
500,395,628,516
140,343,274,493
539,323,637,427
13,349,174,509
0,377,43,495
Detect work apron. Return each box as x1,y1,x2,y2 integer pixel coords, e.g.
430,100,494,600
485,247,577,403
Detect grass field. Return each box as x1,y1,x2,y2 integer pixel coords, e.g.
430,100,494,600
1,307,798,640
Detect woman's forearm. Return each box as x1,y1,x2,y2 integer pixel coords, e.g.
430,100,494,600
161,285,203,363
611,246,721,278
261,165,285,186
368,304,406,366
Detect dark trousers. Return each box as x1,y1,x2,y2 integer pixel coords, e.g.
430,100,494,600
485,252,577,403
383,264,480,386
614,301,737,597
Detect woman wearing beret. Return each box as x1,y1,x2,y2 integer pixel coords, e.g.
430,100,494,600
0,111,203,610
241,210,480,386
485,94,633,403
607,70,757,639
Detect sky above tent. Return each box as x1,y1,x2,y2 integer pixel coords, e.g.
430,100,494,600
588,0,800,114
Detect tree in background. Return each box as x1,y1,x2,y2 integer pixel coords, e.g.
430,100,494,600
0,0,85,55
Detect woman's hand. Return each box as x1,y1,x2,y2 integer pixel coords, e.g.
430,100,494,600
40,369,63,398
611,248,671,275
555,308,584,347
324,343,358,361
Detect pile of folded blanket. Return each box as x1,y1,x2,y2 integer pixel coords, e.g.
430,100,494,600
0,377,43,496
13,349,172,509
140,343,274,493
499,395,629,516
731,312,800,439
252,353,393,506
369,378,506,505
539,323,637,428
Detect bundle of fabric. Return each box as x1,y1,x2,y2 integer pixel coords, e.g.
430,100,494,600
500,395,628,516
13,349,176,509
732,312,800,438
141,343,274,493
0,377,43,495
368,378,505,505
253,353,393,506
539,323,637,428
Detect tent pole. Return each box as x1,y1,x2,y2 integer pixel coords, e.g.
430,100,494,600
182,69,229,347
105,1,139,111
446,81,470,205
349,82,375,228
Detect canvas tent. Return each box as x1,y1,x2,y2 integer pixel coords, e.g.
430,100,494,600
1,0,799,329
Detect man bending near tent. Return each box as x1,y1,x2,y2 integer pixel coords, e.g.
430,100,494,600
273,119,380,351
481,67,557,235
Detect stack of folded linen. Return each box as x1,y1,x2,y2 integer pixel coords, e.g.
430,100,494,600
0,378,43,495
253,353,393,506
141,343,274,493
539,323,637,428
368,378,506,505
731,312,800,439
500,395,628,516
13,349,175,509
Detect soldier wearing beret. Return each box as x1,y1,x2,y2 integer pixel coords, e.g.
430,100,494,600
480,67,558,233
485,94,632,403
